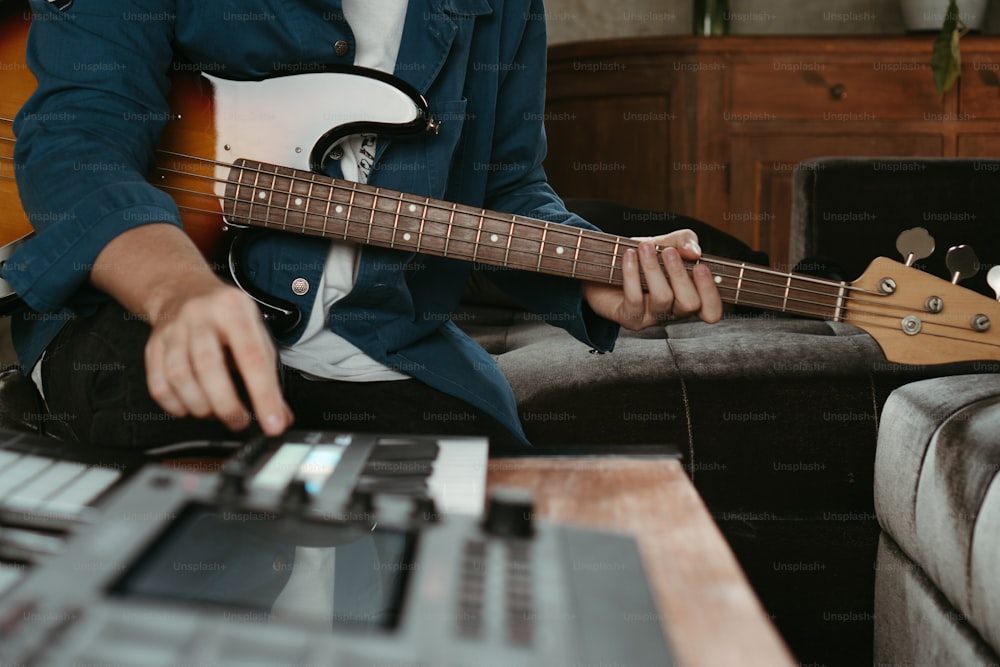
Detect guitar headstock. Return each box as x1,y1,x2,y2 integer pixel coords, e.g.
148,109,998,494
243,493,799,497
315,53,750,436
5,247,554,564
846,232,1000,365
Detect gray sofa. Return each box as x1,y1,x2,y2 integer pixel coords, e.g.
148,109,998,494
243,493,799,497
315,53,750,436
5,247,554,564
875,375,1000,666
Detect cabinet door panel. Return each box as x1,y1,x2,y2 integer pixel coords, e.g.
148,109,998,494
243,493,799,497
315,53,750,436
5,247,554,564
957,133,1000,156
544,96,673,212
961,55,1000,120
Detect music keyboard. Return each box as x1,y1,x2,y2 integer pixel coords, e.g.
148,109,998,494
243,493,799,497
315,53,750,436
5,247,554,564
0,429,147,596
0,428,489,602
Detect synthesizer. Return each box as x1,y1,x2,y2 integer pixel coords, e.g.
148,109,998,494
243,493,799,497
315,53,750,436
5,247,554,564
0,428,488,598
0,429,675,667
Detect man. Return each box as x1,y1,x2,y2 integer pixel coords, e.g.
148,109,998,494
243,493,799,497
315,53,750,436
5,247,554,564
4,0,721,449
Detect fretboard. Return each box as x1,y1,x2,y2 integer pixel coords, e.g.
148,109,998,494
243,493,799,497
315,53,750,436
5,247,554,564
223,159,848,321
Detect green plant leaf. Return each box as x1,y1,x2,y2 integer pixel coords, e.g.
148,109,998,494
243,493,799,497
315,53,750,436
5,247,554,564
932,0,962,96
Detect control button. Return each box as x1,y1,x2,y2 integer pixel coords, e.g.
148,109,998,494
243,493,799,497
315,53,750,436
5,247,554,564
333,40,350,57
291,278,309,296
482,487,534,538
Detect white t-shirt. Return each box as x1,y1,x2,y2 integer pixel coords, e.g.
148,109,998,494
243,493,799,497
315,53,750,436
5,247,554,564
278,0,411,381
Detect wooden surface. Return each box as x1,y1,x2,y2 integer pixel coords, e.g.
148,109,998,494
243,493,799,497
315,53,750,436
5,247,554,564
487,457,797,667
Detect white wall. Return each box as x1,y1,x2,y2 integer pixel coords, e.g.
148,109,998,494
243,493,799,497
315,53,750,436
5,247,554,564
544,0,999,44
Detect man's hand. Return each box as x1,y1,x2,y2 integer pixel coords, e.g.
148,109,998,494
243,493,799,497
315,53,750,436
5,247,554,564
582,229,723,329
90,224,293,435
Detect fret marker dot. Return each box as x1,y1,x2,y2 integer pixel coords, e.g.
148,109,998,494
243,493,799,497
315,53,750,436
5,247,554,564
294,197,303,207
714,275,723,284
556,247,565,255
408,204,417,213
335,205,344,214
257,192,266,200
490,234,499,243
403,233,412,241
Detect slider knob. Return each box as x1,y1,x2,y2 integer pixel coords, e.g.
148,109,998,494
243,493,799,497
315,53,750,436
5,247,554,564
411,496,439,523
482,487,535,538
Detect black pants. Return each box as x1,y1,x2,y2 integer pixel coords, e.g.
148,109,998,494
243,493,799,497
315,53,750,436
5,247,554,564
41,301,520,451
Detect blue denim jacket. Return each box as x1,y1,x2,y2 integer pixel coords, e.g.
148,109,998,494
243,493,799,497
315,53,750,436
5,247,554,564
4,0,619,445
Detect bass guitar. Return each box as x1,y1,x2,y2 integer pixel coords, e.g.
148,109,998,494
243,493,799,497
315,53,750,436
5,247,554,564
2,11,999,365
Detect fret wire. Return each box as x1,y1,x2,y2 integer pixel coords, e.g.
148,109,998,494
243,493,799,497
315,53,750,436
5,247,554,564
345,185,356,240
504,220,514,268
247,161,259,223
782,273,791,312
312,173,329,238
366,187,378,246
444,203,455,257
417,197,429,253
609,238,620,284
572,228,582,278
391,194,403,248
264,164,278,229
282,167,294,230
735,263,746,305
537,222,549,273
473,209,485,263
303,172,316,235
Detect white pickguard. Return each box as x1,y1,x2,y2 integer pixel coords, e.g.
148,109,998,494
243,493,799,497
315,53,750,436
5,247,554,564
204,70,425,199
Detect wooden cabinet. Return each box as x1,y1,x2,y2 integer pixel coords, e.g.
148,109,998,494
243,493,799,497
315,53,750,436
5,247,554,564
544,36,1000,268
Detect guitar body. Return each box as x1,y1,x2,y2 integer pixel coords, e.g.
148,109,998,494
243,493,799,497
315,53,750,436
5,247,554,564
157,67,429,320
0,10,33,249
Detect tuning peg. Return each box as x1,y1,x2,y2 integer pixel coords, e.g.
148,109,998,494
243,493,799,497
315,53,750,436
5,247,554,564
896,227,935,267
946,245,981,284
988,265,1000,302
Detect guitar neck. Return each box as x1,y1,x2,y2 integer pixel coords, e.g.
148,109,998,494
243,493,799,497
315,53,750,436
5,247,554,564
223,159,847,321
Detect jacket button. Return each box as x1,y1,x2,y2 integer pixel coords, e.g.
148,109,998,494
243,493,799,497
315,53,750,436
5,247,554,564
333,40,350,57
291,278,310,295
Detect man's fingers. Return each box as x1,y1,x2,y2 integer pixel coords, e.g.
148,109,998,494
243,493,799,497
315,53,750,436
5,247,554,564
223,299,292,436
660,246,701,317
621,248,649,328
637,241,674,315
190,333,252,431
144,286,291,435
145,337,188,417
692,262,724,323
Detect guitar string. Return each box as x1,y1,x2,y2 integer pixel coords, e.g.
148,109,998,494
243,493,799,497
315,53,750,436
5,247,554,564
151,151,887,305
0,145,967,320
0,145,992,327
157,179,987,329
0,140,928,301
152,175,864,316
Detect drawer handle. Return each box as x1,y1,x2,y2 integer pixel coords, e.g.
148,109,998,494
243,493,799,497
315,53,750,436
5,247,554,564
830,83,847,100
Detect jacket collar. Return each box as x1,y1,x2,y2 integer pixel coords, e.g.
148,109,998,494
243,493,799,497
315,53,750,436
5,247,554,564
394,0,492,93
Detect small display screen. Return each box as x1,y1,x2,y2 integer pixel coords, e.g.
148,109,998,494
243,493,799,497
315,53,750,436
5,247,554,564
112,503,415,631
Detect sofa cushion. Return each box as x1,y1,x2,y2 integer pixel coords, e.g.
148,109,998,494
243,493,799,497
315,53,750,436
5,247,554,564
875,374,1000,653
875,533,1000,667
